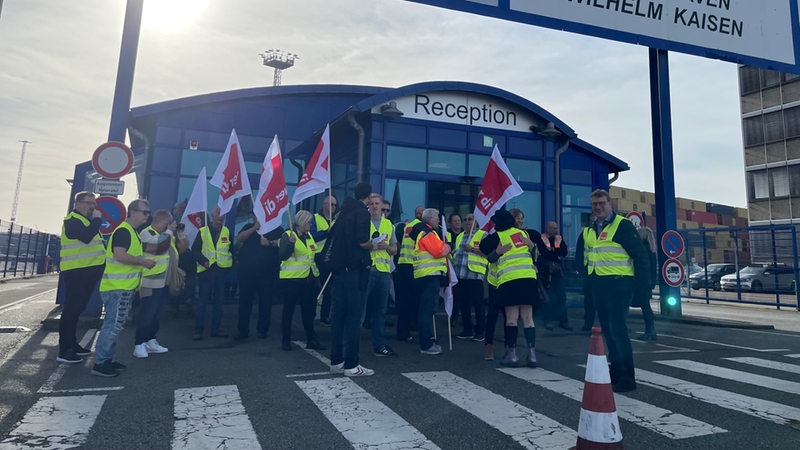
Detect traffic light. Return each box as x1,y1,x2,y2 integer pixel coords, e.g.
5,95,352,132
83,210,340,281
666,296,678,307
660,286,682,317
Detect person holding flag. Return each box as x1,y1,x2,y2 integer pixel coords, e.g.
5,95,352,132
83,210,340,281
453,213,488,342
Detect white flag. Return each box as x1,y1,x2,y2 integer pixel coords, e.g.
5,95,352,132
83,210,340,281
181,167,208,247
440,214,458,317
254,135,290,234
210,129,252,215
473,144,523,230
292,124,331,205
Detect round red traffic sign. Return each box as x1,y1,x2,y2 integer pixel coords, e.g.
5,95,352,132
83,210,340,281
95,196,127,236
660,230,685,258
92,141,134,179
625,211,644,229
662,258,686,287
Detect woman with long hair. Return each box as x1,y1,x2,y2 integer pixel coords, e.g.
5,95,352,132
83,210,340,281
634,226,657,341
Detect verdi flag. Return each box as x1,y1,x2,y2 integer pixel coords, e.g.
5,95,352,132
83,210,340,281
210,128,252,215
389,179,403,223
180,167,208,247
254,135,290,234
473,144,523,230
292,124,331,205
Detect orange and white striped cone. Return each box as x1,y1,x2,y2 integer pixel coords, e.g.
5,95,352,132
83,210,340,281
569,326,623,449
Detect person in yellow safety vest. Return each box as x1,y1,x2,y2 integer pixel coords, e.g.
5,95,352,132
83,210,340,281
191,206,232,340
453,213,488,344
57,191,106,365
278,210,325,352
92,199,156,377
133,209,175,360
536,220,571,331
479,209,541,368
395,205,424,343
364,193,399,358
310,195,337,325
410,208,451,356
575,189,649,393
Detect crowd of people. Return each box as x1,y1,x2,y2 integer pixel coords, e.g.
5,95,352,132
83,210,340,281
57,186,656,389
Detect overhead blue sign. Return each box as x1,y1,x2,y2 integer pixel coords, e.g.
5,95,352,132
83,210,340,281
401,0,800,73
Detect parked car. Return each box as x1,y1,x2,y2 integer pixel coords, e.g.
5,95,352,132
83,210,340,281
689,263,737,291
720,265,796,293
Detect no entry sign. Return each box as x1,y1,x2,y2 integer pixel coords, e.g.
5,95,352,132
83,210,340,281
95,196,127,236
92,141,134,179
625,211,644,229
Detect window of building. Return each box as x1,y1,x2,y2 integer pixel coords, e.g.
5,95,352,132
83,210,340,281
749,170,770,199
467,154,490,178
764,110,785,143
505,190,542,230
383,178,425,222
789,165,800,196
621,189,626,199
428,150,466,175
761,70,782,89
505,158,542,183
386,145,426,172
739,66,760,94
562,184,592,208
743,116,764,147
771,167,790,197
784,106,800,139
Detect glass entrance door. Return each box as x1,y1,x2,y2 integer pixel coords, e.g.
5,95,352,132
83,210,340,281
427,181,480,220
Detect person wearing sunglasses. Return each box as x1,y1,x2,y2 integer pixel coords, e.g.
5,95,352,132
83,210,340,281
381,199,392,219
92,199,156,377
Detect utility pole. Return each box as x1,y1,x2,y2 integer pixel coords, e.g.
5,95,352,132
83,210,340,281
259,49,299,86
11,140,30,222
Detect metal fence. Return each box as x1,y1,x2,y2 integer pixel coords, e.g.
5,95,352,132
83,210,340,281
0,219,60,279
680,224,799,309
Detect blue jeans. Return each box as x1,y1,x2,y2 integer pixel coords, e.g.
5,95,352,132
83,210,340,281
195,266,227,333
416,276,440,350
365,270,390,350
95,290,134,364
330,269,367,369
135,287,165,345
591,275,635,385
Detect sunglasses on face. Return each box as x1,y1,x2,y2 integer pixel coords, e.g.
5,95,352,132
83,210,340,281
382,208,390,213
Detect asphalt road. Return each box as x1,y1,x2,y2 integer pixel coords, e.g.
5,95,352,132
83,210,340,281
1,275,799,449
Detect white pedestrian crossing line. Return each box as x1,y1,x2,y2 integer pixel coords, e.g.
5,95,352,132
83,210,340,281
500,367,726,439
295,377,439,449
785,354,800,359
656,334,789,352
404,371,576,450
636,368,800,426
724,357,800,375
0,395,106,450
172,385,261,450
656,359,800,395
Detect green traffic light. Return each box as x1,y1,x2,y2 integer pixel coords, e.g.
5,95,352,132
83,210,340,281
666,297,678,307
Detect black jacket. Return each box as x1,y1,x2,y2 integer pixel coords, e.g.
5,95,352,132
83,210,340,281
337,196,371,270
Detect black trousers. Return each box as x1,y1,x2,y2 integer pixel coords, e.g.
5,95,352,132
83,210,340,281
238,273,276,337
394,264,418,340
281,279,317,344
59,266,103,353
454,279,485,335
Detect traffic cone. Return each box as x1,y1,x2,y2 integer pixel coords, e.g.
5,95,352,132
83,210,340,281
569,326,623,449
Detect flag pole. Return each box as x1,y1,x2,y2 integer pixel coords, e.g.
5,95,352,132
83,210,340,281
448,315,452,350
432,315,437,341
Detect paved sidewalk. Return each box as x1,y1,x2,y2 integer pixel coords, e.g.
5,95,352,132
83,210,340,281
650,297,800,333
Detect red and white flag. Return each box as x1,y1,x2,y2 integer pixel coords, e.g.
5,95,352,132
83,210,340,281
254,135,290,234
292,124,331,205
473,144,523,230
210,129,252,215
181,167,208,247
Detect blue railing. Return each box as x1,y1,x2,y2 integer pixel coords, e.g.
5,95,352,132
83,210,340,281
0,219,60,278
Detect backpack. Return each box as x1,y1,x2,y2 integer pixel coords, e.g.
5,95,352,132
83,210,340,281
317,221,347,274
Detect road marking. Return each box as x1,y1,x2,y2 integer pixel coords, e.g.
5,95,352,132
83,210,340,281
656,360,800,395
38,330,114,395
500,367,726,439
286,371,334,378
0,395,106,449
172,385,261,450
0,288,57,314
296,377,439,449
405,371,576,449
636,368,800,426
787,354,800,359
292,339,330,366
656,334,788,352
724,357,800,375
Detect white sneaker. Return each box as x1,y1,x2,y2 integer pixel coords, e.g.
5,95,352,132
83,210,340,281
330,362,344,374
145,339,168,353
133,344,149,358
344,365,374,377
420,344,442,355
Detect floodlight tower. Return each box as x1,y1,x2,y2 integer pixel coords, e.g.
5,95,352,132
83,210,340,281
259,49,299,86
10,140,30,222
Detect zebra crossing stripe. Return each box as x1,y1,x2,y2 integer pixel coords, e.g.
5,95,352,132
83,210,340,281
0,395,106,450
786,354,800,359
636,368,800,426
172,385,261,450
656,360,800,395
404,371,576,450
501,367,726,439
724,357,800,374
295,377,439,449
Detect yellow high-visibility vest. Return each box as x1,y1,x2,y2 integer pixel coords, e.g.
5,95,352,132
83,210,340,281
455,230,488,275
196,226,232,273
369,218,394,273
398,218,420,265
141,226,169,277
413,229,447,279
492,227,537,286
583,215,634,277
280,230,320,279
313,213,332,254
100,222,143,292
59,211,105,272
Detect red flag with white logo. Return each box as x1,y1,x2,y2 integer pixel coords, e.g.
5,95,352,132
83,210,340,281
254,135,290,234
292,124,331,205
473,144,523,230
210,129,252,215
180,167,208,247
